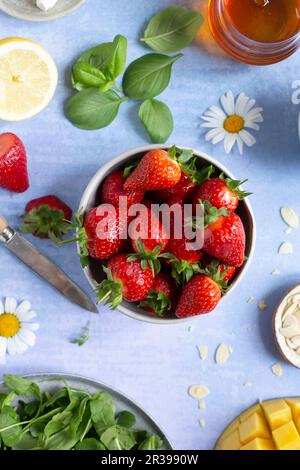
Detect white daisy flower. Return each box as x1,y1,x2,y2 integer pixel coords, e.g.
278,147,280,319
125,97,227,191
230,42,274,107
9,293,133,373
0,297,39,364
201,90,263,155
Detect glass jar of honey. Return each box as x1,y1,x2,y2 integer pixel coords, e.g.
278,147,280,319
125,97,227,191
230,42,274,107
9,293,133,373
208,0,300,65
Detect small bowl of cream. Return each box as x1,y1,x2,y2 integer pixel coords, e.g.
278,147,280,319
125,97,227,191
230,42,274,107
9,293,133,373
274,284,300,369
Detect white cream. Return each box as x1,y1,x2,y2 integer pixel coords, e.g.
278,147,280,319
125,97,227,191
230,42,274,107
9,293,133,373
36,0,59,11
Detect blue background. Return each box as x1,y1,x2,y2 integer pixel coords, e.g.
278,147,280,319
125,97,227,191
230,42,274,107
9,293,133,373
1,0,300,450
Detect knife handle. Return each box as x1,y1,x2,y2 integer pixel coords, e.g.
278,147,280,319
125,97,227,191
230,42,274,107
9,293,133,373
0,214,8,235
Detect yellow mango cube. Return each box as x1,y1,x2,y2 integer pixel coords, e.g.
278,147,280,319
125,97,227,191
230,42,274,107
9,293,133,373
239,404,263,423
240,438,275,451
262,399,292,430
220,418,239,439
286,399,300,421
239,412,270,445
272,421,300,450
219,429,240,450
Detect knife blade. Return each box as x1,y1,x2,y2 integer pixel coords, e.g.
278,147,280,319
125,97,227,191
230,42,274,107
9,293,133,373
0,215,98,314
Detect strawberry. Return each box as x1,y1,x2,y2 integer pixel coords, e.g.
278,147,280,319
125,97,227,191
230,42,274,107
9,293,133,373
101,170,144,207
161,197,202,284
202,201,246,267
96,254,153,307
201,255,237,283
128,208,169,275
123,149,181,192
20,195,72,241
175,273,222,318
194,175,251,212
139,271,178,316
76,205,130,267
0,133,29,193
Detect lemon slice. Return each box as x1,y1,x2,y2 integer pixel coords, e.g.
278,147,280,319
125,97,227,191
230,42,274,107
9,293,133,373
0,38,58,121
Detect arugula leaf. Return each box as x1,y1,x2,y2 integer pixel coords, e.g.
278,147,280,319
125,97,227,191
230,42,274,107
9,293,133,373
72,321,91,346
12,431,39,450
138,434,164,450
117,410,136,428
66,89,126,130
90,392,116,435
139,98,173,143
4,375,40,399
141,6,203,53
75,438,106,450
0,406,21,447
100,425,136,450
122,53,183,100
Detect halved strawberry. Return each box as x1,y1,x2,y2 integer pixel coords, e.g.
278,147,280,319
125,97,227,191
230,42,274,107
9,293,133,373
0,133,29,193
96,254,153,307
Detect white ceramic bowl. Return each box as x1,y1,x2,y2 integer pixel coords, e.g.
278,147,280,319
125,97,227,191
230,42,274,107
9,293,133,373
79,144,256,324
0,0,86,22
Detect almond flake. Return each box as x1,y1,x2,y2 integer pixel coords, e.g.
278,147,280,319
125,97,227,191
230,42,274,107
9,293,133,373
188,326,194,333
283,315,298,329
258,300,267,311
278,241,293,255
247,296,255,304
296,348,300,356
286,338,298,350
285,227,292,235
188,384,210,400
199,399,206,410
281,207,299,229
291,335,300,347
244,382,252,388
215,344,231,365
199,419,206,428
271,269,281,276
279,325,299,338
271,363,283,377
198,345,208,361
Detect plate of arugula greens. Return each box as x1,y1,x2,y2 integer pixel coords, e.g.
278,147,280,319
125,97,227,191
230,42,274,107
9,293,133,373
0,373,172,450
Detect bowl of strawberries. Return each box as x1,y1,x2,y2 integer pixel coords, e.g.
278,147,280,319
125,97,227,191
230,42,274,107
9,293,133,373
78,145,255,323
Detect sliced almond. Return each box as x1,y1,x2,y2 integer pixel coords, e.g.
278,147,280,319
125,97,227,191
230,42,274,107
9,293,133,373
283,314,298,329
285,227,292,235
296,348,300,356
198,345,208,361
247,296,255,304
286,338,298,350
199,399,206,410
199,419,206,428
282,303,298,322
278,241,293,255
244,382,252,388
290,294,300,304
215,344,231,365
291,335,300,347
279,325,300,338
271,363,283,377
188,384,210,400
271,269,281,276
258,300,267,311
281,207,299,229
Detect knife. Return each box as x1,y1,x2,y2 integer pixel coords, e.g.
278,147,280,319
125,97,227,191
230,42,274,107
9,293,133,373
0,213,98,313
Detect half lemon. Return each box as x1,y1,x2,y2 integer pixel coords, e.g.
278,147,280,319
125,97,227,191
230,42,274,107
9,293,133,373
0,38,58,121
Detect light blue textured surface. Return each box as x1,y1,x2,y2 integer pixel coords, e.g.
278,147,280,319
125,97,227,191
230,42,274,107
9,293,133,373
1,0,300,451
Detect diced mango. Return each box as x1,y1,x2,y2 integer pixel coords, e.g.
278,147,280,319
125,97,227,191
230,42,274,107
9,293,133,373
240,438,275,451
286,398,300,421
272,421,300,450
219,429,240,450
239,404,263,423
261,399,292,430
220,418,239,439
239,412,270,445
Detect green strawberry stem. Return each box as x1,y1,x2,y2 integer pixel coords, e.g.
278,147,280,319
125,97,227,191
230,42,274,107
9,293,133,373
159,252,201,285
199,264,228,294
219,173,252,199
168,146,215,185
139,290,171,317
128,240,163,277
96,266,123,309
20,205,72,243
57,211,89,268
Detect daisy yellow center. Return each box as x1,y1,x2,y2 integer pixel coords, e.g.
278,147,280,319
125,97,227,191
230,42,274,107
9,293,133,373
224,115,245,133
0,313,20,338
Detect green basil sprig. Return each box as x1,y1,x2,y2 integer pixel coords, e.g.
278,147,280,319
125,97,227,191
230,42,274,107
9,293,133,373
139,98,173,143
141,6,203,53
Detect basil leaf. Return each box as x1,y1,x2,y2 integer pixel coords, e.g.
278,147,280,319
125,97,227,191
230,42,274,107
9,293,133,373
139,98,173,143
76,42,115,72
122,53,182,100
66,89,125,130
75,438,106,450
141,6,203,54
107,35,127,79
4,375,40,398
100,425,136,450
72,62,107,88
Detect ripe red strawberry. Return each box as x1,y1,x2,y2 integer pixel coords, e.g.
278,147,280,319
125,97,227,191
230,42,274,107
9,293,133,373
201,255,237,283
79,205,130,266
175,274,222,318
202,202,246,267
123,149,181,192
96,254,153,307
101,170,144,207
161,197,202,284
0,133,29,193
20,195,72,241
129,208,169,275
139,271,178,316
194,175,250,212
